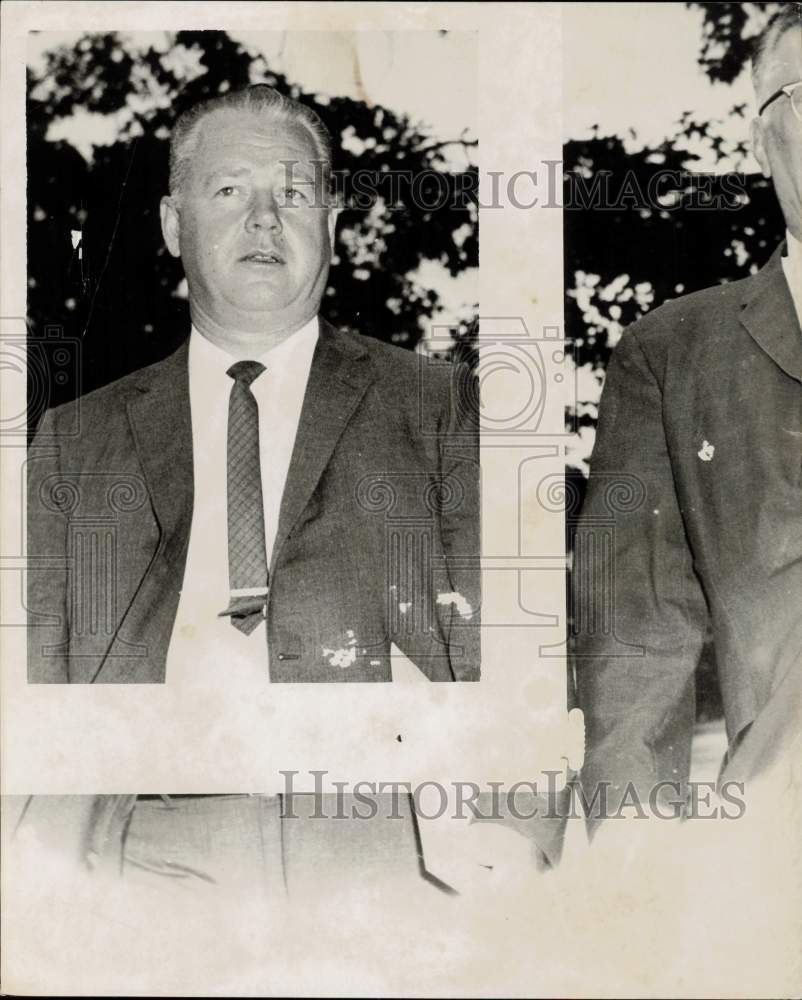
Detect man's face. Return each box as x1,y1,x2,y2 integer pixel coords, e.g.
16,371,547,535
751,27,802,241
161,108,336,334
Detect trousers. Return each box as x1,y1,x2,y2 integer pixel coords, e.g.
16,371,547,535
122,793,426,903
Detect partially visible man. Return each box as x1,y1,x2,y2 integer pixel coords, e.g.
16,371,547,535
22,85,482,896
573,6,802,827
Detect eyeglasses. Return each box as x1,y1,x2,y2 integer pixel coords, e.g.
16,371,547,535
758,80,802,121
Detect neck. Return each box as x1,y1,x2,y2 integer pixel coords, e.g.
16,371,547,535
189,304,318,360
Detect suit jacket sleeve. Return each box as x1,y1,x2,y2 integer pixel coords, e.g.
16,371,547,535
436,360,481,681
27,406,71,682
573,326,710,824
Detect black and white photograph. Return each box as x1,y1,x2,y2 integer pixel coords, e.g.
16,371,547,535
1,1,800,997
24,28,481,686
3,4,572,993
566,1,801,804
561,2,801,992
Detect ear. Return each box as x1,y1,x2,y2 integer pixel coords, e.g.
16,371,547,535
327,204,339,253
160,195,181,258
750,117,772,178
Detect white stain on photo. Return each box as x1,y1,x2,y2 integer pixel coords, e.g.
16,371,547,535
697,440,715,462
436,591,473,619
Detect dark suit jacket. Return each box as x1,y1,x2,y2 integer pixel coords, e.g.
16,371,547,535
573,245,802,811
27,318,480,683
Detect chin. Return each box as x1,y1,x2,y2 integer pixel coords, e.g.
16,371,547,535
230,289,297,313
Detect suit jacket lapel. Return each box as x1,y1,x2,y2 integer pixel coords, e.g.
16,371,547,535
740,243,802,383
271,319,375,576
96,323,374,680
92,342,193,683
126,341,194,538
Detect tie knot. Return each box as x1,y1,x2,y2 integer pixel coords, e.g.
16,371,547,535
227,360,266,387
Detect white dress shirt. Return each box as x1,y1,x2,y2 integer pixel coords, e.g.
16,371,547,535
165,316,320,687
781,229,802,330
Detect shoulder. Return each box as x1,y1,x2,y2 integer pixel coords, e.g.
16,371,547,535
630,274,750,345
341,327,450,375
42,344,186,429
332,326,464,400
327,325,476,433
613,269,762,381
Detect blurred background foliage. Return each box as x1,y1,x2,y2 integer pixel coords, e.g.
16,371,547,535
565,124,784,460
566,1,787,470
565,1,789,721
27,29,478,407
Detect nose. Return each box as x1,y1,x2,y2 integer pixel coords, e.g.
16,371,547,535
244,190,282,234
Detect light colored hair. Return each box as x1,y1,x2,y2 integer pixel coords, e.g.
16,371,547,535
751,4,801,89
168,84,332,195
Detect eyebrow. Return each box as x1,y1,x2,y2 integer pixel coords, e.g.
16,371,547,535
202,165,251,184
201,163,319,186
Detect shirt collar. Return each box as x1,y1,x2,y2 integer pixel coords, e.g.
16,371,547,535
781,230,802,329
188,315,319,385
784,228,802,275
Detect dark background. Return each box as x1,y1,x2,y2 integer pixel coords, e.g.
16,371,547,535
26,30,478,417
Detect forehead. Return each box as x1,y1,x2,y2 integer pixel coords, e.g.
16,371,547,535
758,25,802,97
190,108,320,171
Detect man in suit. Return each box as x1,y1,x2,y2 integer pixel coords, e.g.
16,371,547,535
573,7,802,826
22,84,481,896
27,83,480,685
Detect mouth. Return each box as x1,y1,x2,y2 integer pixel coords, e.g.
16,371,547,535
239,250,284,265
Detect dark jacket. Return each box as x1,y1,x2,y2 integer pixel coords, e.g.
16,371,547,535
27,319,480,683
573,245,802,810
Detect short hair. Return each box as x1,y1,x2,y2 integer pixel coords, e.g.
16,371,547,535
751,4,801,87
168,84,332,195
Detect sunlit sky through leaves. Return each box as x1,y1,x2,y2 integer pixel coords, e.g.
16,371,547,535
28,30,477,168
564,2,761,173
27,29,479,340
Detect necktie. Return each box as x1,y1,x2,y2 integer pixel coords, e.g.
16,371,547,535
218,360,268,635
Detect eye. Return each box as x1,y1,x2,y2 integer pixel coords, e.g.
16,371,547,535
283,186,308,204
216,185,238,198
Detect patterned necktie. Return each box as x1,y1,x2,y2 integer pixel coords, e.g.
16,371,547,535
218,360,268,635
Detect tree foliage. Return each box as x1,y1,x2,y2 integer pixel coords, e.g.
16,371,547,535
687,1,789,83
566,2,790,455
27,30,478,405
565,119,784,416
